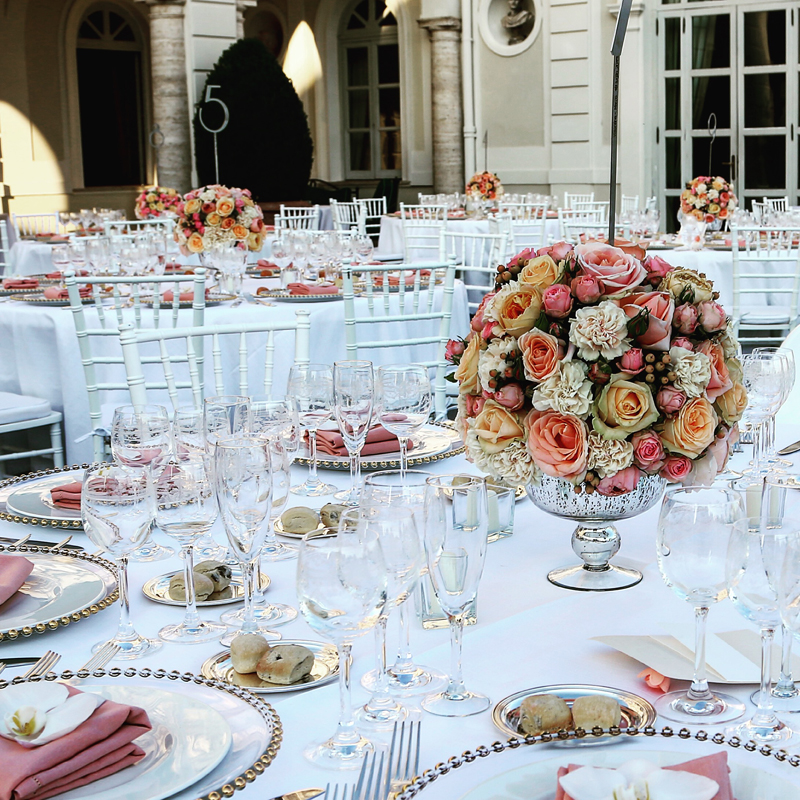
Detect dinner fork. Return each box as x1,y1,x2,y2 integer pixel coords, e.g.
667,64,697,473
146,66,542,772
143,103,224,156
322,783,353,800
353,749,387,800
78,642,120,672
386,720,421,796
51,535,73,550
22,650,61,679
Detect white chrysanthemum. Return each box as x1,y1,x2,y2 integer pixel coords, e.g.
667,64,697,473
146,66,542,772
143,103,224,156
466,427,540,487
568,300,631,361
670,346,712,399
586,432,634,478
532,361,594,419
478,336,518,393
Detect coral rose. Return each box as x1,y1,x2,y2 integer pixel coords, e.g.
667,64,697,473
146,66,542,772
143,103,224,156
659,454,693,483
593,374,660,440
221,217,235,230
698,300,727,333
232,224,249,240
526,410,589,481
617,291,674,350
631,430,666,474
445,339,465,361
186,233,205,253
571,274,603,305
542,284,573,318
671,336,694,351
660,396,718,459
697,340,733,401
486,282,543,337
471,293,495,333
184,198,201,215
518,329,563,383
472,401,525,454
613,239,647,261
596,466,641,496
455,334,482,395
715,382,747,425
518,255,563,291
465,394,485,417
537,241,574,262
216,197,235,216
575,242,647,297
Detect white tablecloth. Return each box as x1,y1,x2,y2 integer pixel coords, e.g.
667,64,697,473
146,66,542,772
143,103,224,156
0,433,794,800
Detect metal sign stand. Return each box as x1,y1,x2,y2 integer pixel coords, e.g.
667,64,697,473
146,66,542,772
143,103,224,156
198,85,230,184
707,113,718,176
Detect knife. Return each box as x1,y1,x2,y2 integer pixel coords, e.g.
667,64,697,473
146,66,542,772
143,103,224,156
777,440,800,456
0,537,83,551
265,791,324,800
0,657,41,668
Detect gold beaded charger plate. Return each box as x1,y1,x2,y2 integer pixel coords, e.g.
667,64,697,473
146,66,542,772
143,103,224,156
492,684,656,747
273,517,337,540
255,289,344,302
4,468,85,527
139,292,236,308
201,639,340,694
5,669,283,800
0,544,117,641
17,292,112,305
142,568,271,607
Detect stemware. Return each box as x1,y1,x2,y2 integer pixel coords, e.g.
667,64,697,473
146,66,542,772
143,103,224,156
779,534,800,714
68,242,87,273
296,512,387,768
203,395,250,451
50,244,69,273
154,455,227,644
287,363,337,497
85,237,109,275
655,486,746,723
741,353,788,476
752,348,796,468
726,516,796,744
333,360,374,505
375,365,432,478
81,464,161,659
354,234,374,264
422,475,490,717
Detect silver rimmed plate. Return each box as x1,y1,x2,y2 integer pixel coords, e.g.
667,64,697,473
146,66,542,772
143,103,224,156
273,517,336,540
0,546,117,641
140,292,235,308
5,468,85,525
201,639,339,693
492,684,656,747
257,289,344,302
142,568,271,607
17,292,111,305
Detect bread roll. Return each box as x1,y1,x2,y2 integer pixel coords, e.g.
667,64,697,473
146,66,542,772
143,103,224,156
208,586,233,601
320,504,347,528
518,694,572,735
256,644,315,685
194,560,232,592
230,633,271,674
571,696,621,731
169,571,214,602
281,507,320,534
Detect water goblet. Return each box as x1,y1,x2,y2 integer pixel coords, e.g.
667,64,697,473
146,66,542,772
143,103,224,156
296,512,388,768
81,464,162,659
354,235,374,265
655,486,746,723
753,348,796,468
50,244,69,274
742,353,787,476
422,475,490,716
68,242,87,273
203,395,250,451
86,237,109,275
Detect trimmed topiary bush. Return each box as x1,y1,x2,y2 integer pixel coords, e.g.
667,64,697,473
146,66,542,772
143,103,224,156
194,38,313,201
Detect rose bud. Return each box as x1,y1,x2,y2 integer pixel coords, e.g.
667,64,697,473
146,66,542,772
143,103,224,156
494,382,525,411
670,336,694,351
465,394,485,417
471,293,495,332
618,347,645,376
588,363,611,385
571,274,602,305
656,385,687,416
542,284,573,318
445,339,465,362
672,303,699,335
698,300,727,333
643,254,674,287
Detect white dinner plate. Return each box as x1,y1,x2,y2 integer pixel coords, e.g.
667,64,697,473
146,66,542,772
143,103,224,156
5,469,85,523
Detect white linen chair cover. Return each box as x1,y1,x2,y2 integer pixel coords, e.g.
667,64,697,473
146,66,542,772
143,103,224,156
563,192,594,209
118,312,311,409
355,197,387,240
12,213,60,237
399,203,447,262
103,218,175,237
621,195,640,214
276,205,321,231
65,269,207,462
0,393,64,469
341,261,456,419
444,229,507,312
330,200,366,234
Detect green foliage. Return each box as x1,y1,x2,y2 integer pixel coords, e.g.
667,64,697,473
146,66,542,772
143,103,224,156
194,39,313,201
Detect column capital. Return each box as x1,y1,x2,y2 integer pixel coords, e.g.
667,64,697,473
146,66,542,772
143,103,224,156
418,16,462,34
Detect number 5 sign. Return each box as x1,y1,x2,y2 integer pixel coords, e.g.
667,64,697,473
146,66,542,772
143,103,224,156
198,85,230,184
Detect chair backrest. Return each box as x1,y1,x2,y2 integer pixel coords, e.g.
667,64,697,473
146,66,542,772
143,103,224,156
103,218,175,237
341,261,456,419
399,203,447,262
491,212,547,256
751,200,768,223
0,215,11,276
497,202,548,221
765,196,790,212
574,200,609,222
65,269,207,461
621,195,640,214
118,311,311,409
12,212,60,237
355,197,387,238
645,196,658,211
445,230,508,312
564,192,594,209
558,208,605,242
277,205,321,230
330,200,366,234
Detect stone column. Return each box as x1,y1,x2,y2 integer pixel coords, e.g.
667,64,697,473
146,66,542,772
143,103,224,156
418,17,464,194
137,0,192,192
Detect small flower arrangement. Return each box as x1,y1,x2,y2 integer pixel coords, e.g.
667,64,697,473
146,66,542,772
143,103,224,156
174,184,265,254
680,176,737,224
134,186,181,219
447,241,746,495
466,171,504,202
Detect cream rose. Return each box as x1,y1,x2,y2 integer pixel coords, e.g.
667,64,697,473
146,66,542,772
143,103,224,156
454,335,482,395
593,374,660,440
186,232,205,253
714,382,747,425
216,197,235,216
518,255,563,291
486,281,543,337
232,224,249,240
659,268,714,304
472,401,525,455
185,198,202,215
660,396,718,459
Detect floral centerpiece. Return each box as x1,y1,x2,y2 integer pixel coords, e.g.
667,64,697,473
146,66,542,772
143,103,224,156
134,186,181,219
174,184,265,254
447,242,746,496
680,176,737,224
466,171,504,202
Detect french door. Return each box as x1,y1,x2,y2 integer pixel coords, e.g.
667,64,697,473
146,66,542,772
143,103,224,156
657,1,800,230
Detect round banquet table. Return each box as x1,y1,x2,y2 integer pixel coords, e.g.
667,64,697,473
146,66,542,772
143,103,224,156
0,433,798,799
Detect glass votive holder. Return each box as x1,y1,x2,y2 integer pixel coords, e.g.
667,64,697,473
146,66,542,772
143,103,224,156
487,484,515,543
416,574,477,630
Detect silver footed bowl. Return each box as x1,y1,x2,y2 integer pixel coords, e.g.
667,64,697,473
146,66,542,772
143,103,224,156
526,473,666,593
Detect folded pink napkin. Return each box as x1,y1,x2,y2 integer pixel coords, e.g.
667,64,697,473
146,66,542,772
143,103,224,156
45,270,88,280
0,554,34,606
287,282,339,296
0,685,151,800
310,425,413,457
43,286,91,300
49,482,82,510
374,269,431,287
161,288,209,302
3,279,39,291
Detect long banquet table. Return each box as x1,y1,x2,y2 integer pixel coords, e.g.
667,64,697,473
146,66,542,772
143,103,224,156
1,428,799,799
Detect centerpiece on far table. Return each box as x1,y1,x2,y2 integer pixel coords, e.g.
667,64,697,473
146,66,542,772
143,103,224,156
680,176,737,230
447,240,746,591
466,171,504,202
134,186,181,219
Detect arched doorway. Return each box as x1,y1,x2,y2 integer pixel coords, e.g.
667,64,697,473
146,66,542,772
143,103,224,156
75,3,146,187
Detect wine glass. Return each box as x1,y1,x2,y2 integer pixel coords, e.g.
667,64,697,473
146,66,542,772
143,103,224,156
81,464,161,659
271,237,292,269
726,515,796,744
154,455,227,644
287,364,337,497
742,353,788,476
656,486,746,723
85,237,109,275
354,235,374,265
50,244,69,274
333,360,375,505
215,436,280,646
422,475,490,716
203,396,250,452
110,404,175,562
778,533,800,713
753,348,796,467
296,511,388,768
68,242,87,273
375,365,432,478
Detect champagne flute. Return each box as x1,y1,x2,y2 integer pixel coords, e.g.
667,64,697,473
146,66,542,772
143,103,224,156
81,464,161,659
422,475,490,716
375,364,432,478
655,486,746,723
288,364,337,497
154,455,227,643
333,360,374,505
203,395,250,452
296,511,388,768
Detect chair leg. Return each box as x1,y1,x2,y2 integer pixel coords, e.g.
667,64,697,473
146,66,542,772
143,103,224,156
50,421,65,468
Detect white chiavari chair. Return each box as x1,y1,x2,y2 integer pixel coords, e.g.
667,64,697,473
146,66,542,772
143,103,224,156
330,200,366,234
574,200,609,223
103,218,175,237
558,208,605,242
645,196,658,212
563,191,594,209
445,229,508,312
752,200,768,224
621,195,640,215
0,395,64,472
765,197,790,213
12,212,60,238
497,202,548,221
354,197,387,240
399,203,447,262
276,205,321,231
0,215,11,275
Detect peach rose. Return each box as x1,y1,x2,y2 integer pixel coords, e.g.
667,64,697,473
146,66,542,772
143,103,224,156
206,212,221,227
487,282,543,337
217,198,235,216
575,242,647,297
221,216,235,230
232,224,249,240
184,198,202,215
186,232,205,254
613,239,647,261
660,396,718,459
714,382,747,425
593,374,660,440
518,255,563,291
518,329,563,383
697,340,733,401
617,291,674,351
455,334,482,395
473,401,525,454
526,410,589,481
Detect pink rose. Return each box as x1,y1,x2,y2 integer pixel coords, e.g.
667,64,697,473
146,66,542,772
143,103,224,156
596,466,641,496
696,340,733,401
542,284,573,318
465,394,485,417
617,291,675,350
480,320,496,340
671,337,694,351
618,348,645,376
575,242,648,297
659,454,693,483
526,410,589,481
672,303,698,334
643,254,674,287
471,293,496,333
571,274,603,305
537,241,574,262
445,339,465,362
656,385,687,416
202,202,216,214
507,249,535,270
631,430,666,474
494,382,525,411
698,301,727,333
